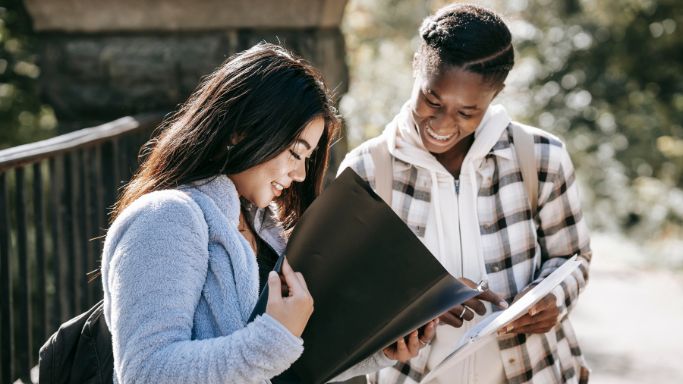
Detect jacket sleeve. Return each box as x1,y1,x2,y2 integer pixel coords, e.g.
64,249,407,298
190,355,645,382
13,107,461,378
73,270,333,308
533,141,592,319
102,191,303,384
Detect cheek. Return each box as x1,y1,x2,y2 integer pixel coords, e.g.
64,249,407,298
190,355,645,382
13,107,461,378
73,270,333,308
463,116,486,133
263,155,292,178
412,101,436,122
410,89,431,117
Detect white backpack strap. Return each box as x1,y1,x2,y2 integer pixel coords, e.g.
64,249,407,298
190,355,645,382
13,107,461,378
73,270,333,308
367,135,393,207
511,123,538,216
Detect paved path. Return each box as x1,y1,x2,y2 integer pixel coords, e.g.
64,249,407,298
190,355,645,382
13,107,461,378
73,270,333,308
571,233,683,383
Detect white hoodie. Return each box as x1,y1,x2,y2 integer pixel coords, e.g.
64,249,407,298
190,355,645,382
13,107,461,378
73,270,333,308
383,102,512,383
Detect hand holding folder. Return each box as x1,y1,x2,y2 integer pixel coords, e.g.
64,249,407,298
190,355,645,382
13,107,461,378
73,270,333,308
263,258,315,339
421,255,583,382
249,168,483,384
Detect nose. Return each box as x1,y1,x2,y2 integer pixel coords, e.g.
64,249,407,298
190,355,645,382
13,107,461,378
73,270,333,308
289,158,306,182
429,113,456,133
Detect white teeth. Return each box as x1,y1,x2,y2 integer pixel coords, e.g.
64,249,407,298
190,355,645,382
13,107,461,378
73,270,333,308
426,125,455,142
272,182,284,191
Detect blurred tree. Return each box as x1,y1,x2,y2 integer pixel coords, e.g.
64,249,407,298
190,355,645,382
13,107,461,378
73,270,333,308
0,0,56,149
511,0,683,237
341,0,432,145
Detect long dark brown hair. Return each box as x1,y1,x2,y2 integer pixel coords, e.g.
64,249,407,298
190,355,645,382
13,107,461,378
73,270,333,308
111,43,340,230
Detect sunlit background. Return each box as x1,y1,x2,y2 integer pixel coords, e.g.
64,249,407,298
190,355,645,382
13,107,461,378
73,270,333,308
1,0,682,382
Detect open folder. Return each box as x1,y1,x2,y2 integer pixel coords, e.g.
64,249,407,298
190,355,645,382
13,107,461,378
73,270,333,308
248,168,481,384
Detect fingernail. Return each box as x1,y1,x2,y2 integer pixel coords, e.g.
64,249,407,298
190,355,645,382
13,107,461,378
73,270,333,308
506,325,514,333
499,300,509,309
530,308,537,316
268,271,277,280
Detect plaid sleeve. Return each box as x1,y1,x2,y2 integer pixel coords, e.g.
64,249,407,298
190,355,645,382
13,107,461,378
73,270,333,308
337,145,375,186
533,137,592,319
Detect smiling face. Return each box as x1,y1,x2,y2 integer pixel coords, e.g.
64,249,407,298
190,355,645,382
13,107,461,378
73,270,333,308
229,116,325,208
410,66,502,155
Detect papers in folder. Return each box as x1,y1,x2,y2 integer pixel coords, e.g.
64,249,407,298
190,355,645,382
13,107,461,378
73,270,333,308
423,255,583,381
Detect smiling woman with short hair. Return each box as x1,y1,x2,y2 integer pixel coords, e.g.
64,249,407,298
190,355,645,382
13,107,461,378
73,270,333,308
339,4,592,384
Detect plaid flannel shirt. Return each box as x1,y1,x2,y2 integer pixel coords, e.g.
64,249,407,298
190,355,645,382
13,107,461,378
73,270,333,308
338,123,592,384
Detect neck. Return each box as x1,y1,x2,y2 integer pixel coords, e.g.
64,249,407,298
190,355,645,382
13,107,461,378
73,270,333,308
434,134,475,177
238,208,259,254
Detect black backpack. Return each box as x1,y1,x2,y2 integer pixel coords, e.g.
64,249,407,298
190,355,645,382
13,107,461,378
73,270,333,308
38,300,114,384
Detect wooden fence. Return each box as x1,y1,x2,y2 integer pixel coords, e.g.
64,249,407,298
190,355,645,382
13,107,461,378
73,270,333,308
0,115,161,383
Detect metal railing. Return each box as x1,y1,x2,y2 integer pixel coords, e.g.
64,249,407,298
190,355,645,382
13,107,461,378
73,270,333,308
0,114,161,383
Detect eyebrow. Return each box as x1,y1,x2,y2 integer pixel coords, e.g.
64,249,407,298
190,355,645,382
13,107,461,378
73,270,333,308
425,88,480,110
294,138,312,150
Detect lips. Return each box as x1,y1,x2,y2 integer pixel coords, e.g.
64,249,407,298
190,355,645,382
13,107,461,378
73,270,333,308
424,123,456,143
271,181,286,197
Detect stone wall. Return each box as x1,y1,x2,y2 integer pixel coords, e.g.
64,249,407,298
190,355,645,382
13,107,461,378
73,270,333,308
25,0,347,31
24,0,350,152
38,29,348,131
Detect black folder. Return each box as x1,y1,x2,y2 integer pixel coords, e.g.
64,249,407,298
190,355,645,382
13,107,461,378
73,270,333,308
249,168,480,383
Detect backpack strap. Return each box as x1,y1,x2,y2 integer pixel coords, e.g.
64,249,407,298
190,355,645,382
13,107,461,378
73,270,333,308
38,299,111,384
511,123,538,217
367,135,393,207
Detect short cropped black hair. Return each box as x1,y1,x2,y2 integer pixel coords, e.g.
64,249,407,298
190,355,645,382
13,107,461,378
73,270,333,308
415,4,514,88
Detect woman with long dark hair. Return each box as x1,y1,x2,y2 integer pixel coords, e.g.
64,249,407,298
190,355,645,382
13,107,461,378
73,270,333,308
101,43,405,383
340,4,592,384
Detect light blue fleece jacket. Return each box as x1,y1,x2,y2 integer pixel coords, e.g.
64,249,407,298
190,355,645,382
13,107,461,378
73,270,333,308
101,175,393,384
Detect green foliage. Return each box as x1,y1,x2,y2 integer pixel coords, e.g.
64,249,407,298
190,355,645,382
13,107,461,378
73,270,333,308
512,0,683,237
342,0,683,239
0,0,56,150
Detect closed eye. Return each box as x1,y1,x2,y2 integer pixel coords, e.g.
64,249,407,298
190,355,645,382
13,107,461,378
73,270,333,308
289,149,302,160
426,99,441,108
290,148,314,173
422,91,441,108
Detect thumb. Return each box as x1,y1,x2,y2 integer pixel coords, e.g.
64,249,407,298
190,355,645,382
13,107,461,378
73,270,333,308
267,271,283,303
